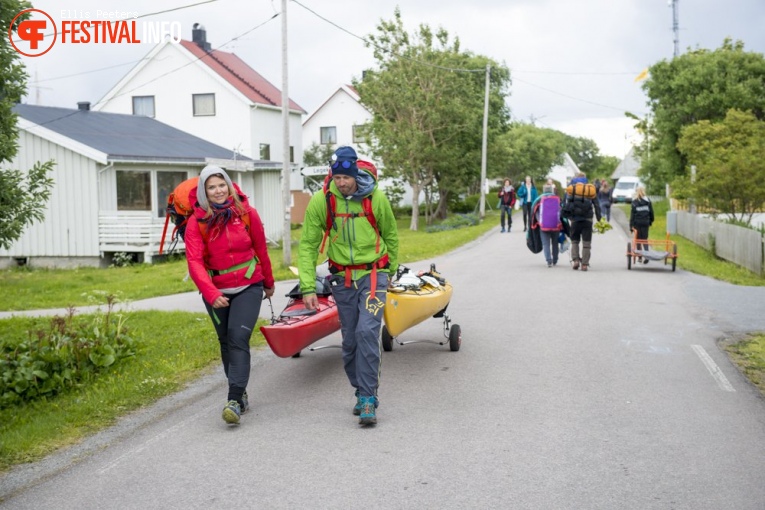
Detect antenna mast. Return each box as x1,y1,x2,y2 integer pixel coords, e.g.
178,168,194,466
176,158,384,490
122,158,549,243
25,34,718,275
670,0,680,57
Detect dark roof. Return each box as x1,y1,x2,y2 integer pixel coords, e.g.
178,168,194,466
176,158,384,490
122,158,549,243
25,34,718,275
180,40,306,113
13,104,250,163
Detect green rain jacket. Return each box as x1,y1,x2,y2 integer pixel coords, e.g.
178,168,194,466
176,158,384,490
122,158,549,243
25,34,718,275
298,173,399,295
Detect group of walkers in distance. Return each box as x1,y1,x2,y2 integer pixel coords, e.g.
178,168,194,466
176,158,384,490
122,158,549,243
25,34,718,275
497,172,654,272
186,145,397,427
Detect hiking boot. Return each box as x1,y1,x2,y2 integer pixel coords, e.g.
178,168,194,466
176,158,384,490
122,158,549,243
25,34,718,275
222,400,241,424
358,396,377,426
500,227,506,233
572,260,580,270
547,262,552,268
643,259,649,264
241,391,249,414
353,389,362,416
581,264,589,272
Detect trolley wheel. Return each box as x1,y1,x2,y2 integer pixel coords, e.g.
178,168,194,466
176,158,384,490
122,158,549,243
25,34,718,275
672,245,677,272
627,242,632,270
292,351,301,358
382,325,394,352
449,324,462,352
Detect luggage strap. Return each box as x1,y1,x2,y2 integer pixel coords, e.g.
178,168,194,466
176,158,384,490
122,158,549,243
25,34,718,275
208,257,257,279
329,254,390,291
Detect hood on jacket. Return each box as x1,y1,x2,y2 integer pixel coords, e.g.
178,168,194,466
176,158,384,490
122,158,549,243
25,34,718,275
196,165,235,211
191,181,250,219
349,170,376,200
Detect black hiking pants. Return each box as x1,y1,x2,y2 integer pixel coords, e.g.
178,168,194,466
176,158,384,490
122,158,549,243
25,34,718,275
204,282,264,405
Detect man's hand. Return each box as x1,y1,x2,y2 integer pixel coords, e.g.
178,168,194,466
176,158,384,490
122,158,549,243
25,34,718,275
303,293,319,311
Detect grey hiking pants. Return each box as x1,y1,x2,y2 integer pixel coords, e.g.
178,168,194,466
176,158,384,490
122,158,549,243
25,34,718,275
570,220,594,264
330,271,388,400
204,282,264,404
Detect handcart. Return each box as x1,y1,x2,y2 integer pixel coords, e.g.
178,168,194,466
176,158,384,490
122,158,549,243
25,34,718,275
382,264,461,352
626,230,678,271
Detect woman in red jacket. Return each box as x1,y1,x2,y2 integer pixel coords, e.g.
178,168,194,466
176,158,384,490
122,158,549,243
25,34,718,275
185,165,275,425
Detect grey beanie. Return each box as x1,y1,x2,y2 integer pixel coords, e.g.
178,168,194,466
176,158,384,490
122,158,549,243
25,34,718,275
197,165,234,210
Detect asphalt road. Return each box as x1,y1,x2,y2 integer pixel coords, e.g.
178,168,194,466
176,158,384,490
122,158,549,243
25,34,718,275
2,208,765,509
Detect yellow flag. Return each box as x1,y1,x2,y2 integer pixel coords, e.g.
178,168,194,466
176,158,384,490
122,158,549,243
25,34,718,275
634,68,649,82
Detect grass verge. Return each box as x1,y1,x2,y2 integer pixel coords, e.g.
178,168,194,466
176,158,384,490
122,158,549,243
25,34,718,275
722,334,765,396
0,310,268,471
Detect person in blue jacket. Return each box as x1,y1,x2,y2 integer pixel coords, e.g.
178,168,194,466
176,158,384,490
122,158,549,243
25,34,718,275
516,175,538,232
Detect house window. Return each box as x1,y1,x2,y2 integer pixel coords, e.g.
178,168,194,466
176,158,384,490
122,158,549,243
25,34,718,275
320,126,337,145
116,170,151,211
352,124,368,144
260,144,270,160
156,171,188,217
192,93,216,116
132,96,155,117
290,146,294,163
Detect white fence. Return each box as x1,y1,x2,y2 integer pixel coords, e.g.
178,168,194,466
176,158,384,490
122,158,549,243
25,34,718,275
675,211,764,275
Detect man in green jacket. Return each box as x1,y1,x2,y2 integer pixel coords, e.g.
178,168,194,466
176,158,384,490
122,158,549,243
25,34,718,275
299,146,399,426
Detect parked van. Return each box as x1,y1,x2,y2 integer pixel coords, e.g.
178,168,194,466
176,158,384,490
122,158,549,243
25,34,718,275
612,176,644,203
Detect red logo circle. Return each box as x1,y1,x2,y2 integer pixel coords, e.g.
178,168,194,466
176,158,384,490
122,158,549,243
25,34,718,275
9,8,57,57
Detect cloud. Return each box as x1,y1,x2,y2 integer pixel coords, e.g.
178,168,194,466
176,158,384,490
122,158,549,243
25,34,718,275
19,0,765,160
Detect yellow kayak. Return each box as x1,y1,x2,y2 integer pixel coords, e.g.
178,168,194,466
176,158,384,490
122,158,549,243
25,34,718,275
384,279,453,338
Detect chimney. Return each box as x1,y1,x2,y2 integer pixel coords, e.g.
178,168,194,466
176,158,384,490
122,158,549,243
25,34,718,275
192,23,211,51
77,101,90,111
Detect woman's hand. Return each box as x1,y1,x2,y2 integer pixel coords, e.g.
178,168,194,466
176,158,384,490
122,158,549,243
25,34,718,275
264,287,275,299
212,295,230,308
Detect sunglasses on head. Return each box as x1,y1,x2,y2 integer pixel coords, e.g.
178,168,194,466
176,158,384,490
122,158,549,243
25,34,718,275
331,159,353,170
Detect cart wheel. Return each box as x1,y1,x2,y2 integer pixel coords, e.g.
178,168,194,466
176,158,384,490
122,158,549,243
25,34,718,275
449,324,462,352
672,245,677,272
382,325,393,352
627,242,632,270
292,351,301,358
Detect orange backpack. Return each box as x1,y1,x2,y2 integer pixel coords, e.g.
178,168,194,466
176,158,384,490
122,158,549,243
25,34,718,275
159,177,250,254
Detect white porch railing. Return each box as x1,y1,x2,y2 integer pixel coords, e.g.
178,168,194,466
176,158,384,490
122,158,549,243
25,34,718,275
99,212,185,261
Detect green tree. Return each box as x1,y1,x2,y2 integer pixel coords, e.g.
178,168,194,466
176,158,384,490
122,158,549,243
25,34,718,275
499,123,567,183
355,8,510,229
676,109,765,224
638,39,765,191
1,0,55,250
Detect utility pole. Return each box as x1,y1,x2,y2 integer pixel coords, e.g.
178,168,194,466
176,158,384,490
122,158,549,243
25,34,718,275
281,0,291,266
479,64,490,219
670,0,680,57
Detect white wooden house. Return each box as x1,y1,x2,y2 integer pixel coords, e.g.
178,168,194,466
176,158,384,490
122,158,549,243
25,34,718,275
92,24,306,236
0,104,281,269
302,84,419,207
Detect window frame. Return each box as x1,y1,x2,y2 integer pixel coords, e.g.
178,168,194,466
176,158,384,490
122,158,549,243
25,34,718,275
192,93,216,117
320,126,337,145
132,96,155,118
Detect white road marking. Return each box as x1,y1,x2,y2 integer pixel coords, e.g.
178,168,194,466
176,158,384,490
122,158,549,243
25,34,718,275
691,345,736,392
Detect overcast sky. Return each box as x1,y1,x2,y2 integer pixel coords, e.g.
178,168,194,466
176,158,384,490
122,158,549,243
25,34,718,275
17,0,765,159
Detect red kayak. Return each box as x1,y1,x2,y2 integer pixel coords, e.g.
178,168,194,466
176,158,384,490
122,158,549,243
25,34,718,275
260,283,341,358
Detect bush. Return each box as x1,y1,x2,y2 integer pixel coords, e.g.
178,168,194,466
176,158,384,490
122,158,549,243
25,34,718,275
0,298,139,408
110,252,136,268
